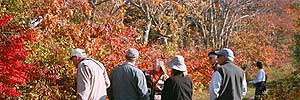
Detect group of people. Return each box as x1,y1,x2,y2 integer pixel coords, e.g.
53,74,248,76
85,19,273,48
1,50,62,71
70,47,266,100
207,48,267,100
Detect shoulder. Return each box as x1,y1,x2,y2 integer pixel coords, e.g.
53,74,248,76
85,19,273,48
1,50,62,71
167,75,182,82
79,58,96,66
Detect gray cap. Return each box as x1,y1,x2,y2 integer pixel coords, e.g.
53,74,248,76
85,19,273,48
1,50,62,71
215,48,235,61
126,48,139,60
167,55,187,72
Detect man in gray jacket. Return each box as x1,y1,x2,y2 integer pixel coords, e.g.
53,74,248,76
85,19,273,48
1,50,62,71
109,48,149,100
209,48,247,100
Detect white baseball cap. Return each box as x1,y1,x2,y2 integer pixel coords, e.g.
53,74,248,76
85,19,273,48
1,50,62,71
70,48,87,59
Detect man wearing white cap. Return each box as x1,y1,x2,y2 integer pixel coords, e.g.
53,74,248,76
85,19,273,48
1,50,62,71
209,48,247,100
70,48,110,100
161,55,193,100
109,48,149,100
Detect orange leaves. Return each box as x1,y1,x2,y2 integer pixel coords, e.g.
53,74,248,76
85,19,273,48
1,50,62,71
82,1,93,16
172,1,187,13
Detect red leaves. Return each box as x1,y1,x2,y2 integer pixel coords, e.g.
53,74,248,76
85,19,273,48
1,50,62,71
0,15,14,26
0,15,37,98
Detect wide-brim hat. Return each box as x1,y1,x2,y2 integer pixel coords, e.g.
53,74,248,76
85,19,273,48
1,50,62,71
167,55,187,72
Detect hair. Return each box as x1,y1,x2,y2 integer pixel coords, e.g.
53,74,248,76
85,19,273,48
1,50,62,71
172,69,184,77
125,55,136,61
256,61,264,69
208,51,217,56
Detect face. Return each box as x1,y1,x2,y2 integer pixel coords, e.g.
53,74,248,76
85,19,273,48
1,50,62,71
208,55,217,64
154,60,162,72
217,54,226,64
71,56,80,66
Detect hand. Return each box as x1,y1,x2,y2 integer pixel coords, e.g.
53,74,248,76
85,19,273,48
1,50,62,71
162,74,169,81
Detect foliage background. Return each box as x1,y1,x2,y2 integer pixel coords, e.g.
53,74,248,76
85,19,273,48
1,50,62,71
0,0,299,99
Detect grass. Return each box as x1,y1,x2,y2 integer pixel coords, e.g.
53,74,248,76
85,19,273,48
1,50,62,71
193,87,256,100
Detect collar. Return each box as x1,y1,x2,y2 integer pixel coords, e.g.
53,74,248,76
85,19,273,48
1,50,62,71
220,60,232,65
125,61,135,66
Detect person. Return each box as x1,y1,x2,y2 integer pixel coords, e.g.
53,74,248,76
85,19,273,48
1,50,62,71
209,48,247,100
144,59,169,100
208,51,219,71
249,61,267,100
70,48,110,100
109,48,149,100
161,55,193,100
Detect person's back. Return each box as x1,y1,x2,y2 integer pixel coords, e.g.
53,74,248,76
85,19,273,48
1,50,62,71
77,58,108,100
162,75,192,100
111,62,148,100
217,61,245,100
161,55,193,100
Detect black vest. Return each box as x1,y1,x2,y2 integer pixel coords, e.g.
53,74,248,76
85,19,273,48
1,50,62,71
216,61,245,100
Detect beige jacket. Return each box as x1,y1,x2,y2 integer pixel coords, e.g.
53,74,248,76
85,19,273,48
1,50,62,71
77,58,110,100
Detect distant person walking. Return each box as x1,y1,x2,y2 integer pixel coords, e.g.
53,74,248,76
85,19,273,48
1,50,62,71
109,48,149,100
249,61,267,100
70,48,110,100
161,55,193,100
209,48,247,100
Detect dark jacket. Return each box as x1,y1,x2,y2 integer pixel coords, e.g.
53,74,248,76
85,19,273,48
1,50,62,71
161,75,193,100
217,61,245,100
108,62,148,100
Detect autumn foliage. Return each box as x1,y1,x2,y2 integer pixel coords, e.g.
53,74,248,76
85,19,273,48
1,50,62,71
0,0,299,99
0,15,36,98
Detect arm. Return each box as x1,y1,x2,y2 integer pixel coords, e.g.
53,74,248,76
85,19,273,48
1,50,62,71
103,69,110,88
242,73,247,96
155,74,169,91
137,70,149,99
161,78,172,100
209,71,222,100
249,70,264,84
77,65,92,100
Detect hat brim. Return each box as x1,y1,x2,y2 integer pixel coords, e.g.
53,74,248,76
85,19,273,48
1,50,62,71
214,51,223,55
69,56,75,60
167,61,187,72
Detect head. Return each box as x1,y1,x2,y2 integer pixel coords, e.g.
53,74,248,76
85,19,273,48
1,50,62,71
70,48,87,66
125,48,139,63
208,51,218,64
154,59,167,73
215,48,234,64
167,55,187,76
256,61,264,69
